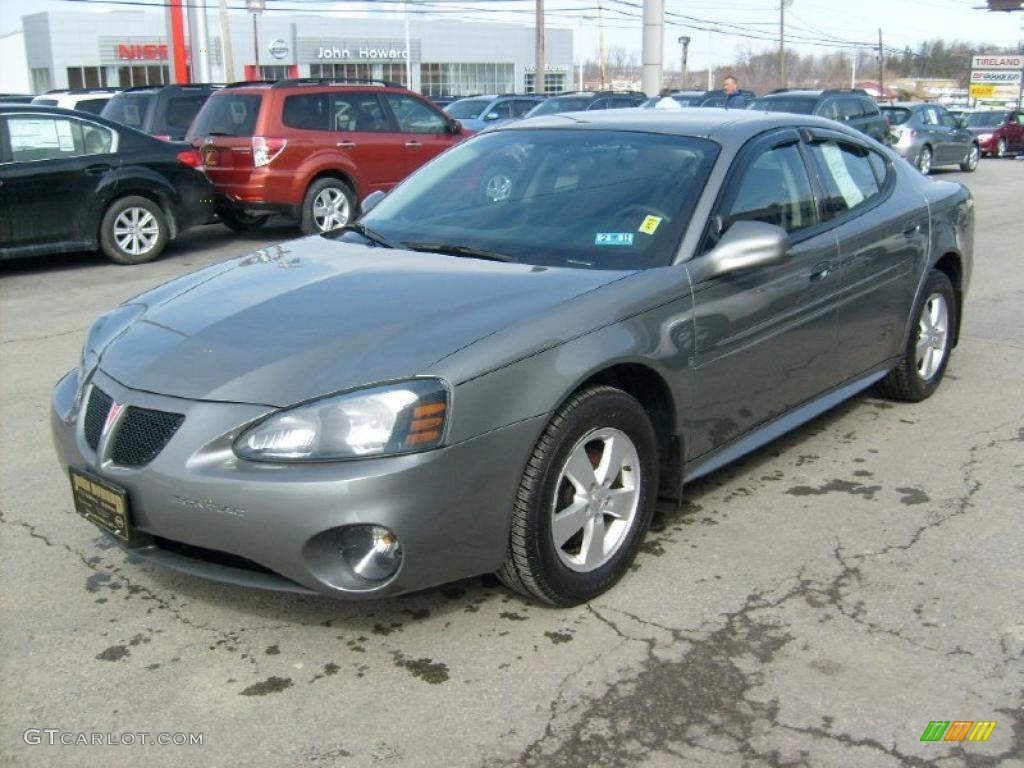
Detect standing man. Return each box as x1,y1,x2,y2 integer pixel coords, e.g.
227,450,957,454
721,76,749,109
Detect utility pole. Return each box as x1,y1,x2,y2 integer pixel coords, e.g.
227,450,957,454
535,0,545,95
851,48,857,89
678,35,690,88
598,0,607,88
641,0,665,97
779,0,785,89
878,28,884,102
218,0,234,82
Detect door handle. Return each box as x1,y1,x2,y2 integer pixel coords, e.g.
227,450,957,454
809,261,832,282
405,141,422,149
335,141,356,148
84,164,112,175
903,223,922,238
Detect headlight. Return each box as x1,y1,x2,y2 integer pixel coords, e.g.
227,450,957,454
978,133,993,141
234,379,450,462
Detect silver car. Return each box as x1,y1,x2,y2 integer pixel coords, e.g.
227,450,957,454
882,102,981,174
52,110,973,606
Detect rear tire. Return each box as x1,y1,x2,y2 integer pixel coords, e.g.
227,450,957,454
916,145,933,175
496,386,659,606
876,270,957,402
996,138,1008,158
219,206,269,233
99,195,168,265
300,177,355,235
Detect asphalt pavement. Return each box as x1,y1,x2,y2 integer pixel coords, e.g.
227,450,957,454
1,162,1022,768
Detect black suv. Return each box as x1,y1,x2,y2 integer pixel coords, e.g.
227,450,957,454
102,84,223,141
524,90,647,118
748,88,888,143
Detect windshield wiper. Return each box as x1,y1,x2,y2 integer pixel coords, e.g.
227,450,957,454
402,242,517,263
335,222,398,248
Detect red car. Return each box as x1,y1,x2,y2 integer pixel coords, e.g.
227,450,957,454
187,79,469,233
963,109,1024,158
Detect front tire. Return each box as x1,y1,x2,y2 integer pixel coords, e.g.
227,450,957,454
300,177,355,234
497,386,659,606
99,195,168,265
960,143,979,172
876,270,957,402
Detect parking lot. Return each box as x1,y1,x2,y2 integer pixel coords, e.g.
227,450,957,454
1,159,1022,767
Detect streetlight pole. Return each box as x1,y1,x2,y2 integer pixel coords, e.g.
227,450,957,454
678,35,690,89
246,0,265,79
535,0,545,95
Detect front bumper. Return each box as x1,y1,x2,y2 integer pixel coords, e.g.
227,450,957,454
51,369,545,598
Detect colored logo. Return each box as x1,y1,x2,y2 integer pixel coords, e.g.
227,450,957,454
102,402,125,439
920,721,997,742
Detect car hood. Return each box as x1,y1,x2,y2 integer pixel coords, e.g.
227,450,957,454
98,237,627,406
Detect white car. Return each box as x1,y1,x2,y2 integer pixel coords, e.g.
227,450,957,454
31,88,121,115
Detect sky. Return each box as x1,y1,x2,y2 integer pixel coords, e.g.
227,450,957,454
3,0,1023,75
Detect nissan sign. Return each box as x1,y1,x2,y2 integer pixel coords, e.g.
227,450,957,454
268,39,289,60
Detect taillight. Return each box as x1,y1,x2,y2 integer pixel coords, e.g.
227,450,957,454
153,134,172,142
176,148,202,168
252,137,287,167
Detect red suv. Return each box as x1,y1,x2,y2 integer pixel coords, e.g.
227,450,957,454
186,78,469,233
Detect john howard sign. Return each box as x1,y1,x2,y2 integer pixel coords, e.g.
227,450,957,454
297,38,422,64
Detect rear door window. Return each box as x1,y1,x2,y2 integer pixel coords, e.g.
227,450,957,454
3,115,113,161
282,93,331,131
510,99,538,117
839,99,863,120
189,93,262,137
807,140,884,217
333,93,391,132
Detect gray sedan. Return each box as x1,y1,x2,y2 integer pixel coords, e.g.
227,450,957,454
52,110,973,606
882,102,981,174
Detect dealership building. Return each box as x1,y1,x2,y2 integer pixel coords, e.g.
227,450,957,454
18,11,574,97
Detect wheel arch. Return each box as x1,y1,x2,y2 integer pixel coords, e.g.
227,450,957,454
98,186,178,242
932,251,964,346
565,362,683,503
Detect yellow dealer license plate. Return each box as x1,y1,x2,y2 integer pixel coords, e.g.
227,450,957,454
69,468,132,541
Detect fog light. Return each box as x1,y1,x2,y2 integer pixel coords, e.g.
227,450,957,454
337,525,403,582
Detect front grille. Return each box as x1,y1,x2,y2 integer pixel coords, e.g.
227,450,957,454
110,407,185,467
83,387,112,451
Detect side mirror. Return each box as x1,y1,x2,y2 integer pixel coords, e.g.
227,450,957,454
691,221,790,281
447,118,463,134
359,190,386,217
484,111,501,121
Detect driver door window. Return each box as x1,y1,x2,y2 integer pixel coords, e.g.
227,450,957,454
723,142,819,234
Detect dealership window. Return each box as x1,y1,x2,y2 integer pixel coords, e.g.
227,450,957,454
310,63,372,80
525,73,567,95
260,65,292,80
66,66,109,89
117,65,169,87
419,63,514,97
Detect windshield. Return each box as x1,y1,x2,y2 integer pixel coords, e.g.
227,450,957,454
188,93,262,137
965,111,1008,127
101,94,155,130
880,107,912,125
527,97,593,117
749,97,816,115
446,99,492,119
357,129,719,270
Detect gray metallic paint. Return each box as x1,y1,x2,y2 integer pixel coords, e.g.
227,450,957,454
51,109,974,598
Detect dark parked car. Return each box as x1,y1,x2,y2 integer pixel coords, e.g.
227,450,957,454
881,103,980,174
698,88,757,108
0,105,214,264
749,88,888,144
962,109,1024,158
101,83,223,141
523,90,647,118
0,94,35,104
52,109,971,605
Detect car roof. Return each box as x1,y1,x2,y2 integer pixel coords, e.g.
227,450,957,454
501,107,856,143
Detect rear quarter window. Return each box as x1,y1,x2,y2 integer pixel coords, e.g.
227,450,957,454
808,140,884,217
188,93,262,137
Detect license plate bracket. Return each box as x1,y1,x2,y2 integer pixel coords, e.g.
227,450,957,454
69,468,132,542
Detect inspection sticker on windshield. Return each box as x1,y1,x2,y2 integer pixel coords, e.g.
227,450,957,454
638,215,663,235
596,233,634,246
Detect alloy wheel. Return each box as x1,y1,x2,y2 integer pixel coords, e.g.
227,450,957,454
918,147,932,174
312,187,351,232
113,207,160,256
550,427,641,572
916,291,949,381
